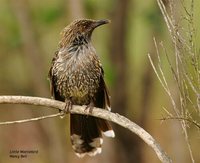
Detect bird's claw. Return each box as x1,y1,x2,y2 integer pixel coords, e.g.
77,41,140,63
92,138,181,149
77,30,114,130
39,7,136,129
85,102,94,115
60,99,72,118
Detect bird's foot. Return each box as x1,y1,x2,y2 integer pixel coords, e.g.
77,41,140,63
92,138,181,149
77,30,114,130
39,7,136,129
85,102,94,115
60,99,72,118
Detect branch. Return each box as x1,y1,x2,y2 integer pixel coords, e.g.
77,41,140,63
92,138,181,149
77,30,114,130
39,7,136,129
0,95,172,163
0,112,62,125
160,116,200,129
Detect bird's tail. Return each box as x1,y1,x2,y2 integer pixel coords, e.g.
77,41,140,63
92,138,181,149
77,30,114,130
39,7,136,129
70,114,115,157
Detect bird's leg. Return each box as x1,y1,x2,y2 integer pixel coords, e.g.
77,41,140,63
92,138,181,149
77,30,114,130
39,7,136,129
60,99,72,118
85,101,94,114
65,99,73,112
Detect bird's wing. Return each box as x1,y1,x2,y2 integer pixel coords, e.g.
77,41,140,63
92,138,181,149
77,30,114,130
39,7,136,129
94,68,111,111
101,76,111,111
48,51,64,101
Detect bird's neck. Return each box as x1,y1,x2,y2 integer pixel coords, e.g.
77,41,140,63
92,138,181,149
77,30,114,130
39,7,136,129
73,34,90,46
57,41,95,62
67,40,92,54
59,33,91,49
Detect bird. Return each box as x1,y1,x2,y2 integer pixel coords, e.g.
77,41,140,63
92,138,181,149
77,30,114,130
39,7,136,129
48,19,115,157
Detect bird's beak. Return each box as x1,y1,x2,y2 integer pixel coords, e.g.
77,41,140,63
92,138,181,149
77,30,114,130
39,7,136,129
93,19,111,28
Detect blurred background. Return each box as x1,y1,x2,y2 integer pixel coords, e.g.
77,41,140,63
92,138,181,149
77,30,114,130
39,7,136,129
0,0,200,163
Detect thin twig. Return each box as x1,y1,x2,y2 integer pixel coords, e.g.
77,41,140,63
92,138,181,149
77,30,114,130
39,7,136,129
0,113,62,125
160,116,200,129
154,1,197,162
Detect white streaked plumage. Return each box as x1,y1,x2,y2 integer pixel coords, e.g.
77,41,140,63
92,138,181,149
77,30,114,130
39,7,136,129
103,130,115,137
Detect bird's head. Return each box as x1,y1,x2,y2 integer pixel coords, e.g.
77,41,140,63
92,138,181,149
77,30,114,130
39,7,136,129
59,19,110,47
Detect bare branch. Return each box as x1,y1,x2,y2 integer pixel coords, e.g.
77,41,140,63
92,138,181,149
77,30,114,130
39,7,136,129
160,116,200,129
0,112,62,125
0,95,172,163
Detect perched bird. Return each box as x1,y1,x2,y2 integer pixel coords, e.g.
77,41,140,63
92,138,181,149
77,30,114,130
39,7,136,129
48,19,115,157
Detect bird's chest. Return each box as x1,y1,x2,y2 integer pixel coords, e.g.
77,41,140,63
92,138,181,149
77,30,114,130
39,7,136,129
53,51,102,103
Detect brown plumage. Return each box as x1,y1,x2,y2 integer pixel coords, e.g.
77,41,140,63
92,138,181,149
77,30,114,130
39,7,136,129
48,19,115,157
